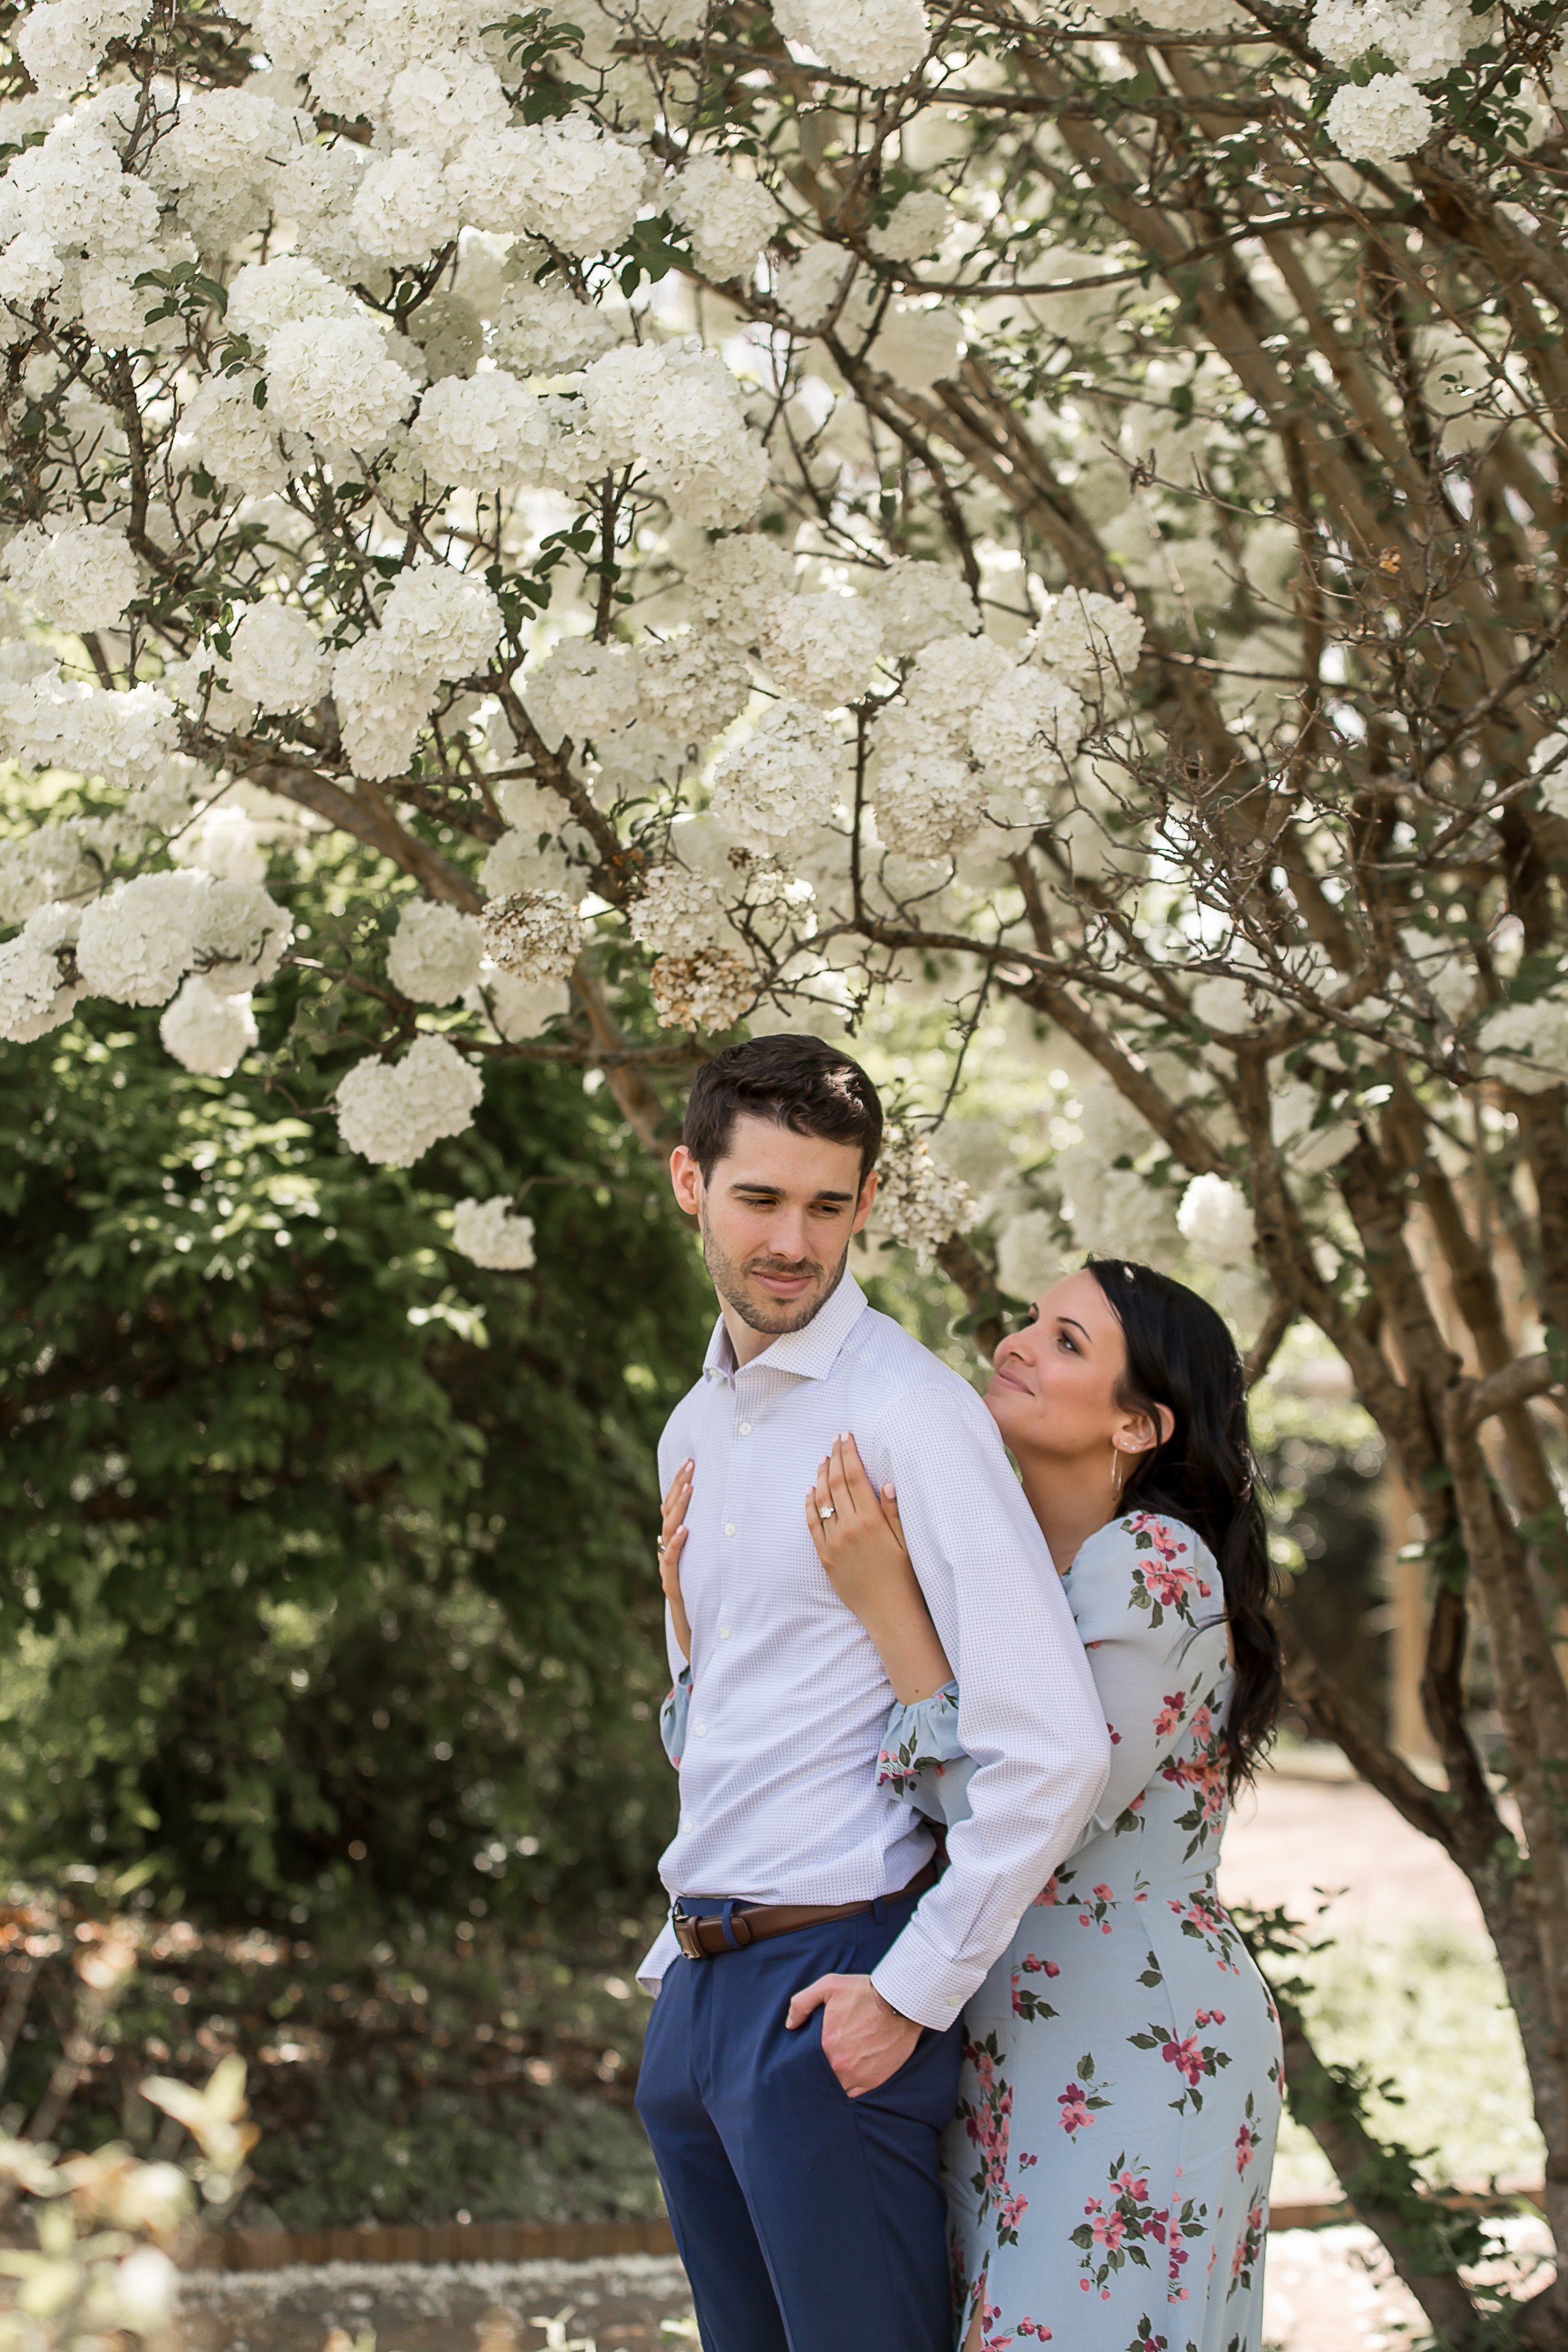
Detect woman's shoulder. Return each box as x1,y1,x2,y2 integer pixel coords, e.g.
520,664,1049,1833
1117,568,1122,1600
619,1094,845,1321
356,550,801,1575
1066,1510,1221,1632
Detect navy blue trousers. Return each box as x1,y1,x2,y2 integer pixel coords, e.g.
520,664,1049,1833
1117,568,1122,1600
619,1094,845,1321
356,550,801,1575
635,1897,963,2352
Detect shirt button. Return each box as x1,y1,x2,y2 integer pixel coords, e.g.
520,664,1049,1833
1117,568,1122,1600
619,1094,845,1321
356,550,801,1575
739,1422,753,1436
719,1626,732,1639
724,1523,736,1537
696,1724,708,1736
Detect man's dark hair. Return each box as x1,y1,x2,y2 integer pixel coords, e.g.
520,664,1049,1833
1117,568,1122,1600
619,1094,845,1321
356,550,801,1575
682,1035,883,1186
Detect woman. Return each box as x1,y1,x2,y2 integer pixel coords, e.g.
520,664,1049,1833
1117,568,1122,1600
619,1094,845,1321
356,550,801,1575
659,1258,1283,2352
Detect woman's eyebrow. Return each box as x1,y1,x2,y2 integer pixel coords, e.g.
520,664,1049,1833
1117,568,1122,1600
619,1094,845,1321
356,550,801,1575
1057,1315,1091,1338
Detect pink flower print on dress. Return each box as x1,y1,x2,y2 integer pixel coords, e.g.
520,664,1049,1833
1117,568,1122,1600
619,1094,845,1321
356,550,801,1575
1057,2053,1111,2135
1126,1515,1214,1626
1015,2323,1053,2341
1033,1873,1061,1907
1057,2083,1095,2135
1162,2034,1205,2087
1012,1952,1061,2024
1154,1692,1187,1739
1129,2011,1233,2112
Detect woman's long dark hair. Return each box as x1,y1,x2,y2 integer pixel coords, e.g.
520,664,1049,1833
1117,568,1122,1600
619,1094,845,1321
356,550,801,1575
1086,1258,1281,1789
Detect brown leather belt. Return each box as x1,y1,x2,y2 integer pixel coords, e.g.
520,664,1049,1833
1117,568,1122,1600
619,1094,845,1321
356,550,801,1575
669,1857,941,1961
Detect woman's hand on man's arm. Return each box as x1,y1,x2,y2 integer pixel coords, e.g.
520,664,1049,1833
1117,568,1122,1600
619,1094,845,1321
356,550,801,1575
805,1434,954,1703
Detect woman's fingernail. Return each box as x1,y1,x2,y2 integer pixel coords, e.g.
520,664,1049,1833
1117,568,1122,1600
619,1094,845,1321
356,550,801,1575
884,1482,896,1500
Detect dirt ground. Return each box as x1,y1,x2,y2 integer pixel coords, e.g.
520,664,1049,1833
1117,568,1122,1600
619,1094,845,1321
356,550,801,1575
175,1761,1545,2352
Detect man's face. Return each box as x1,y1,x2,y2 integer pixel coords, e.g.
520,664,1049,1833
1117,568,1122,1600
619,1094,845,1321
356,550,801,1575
670,1114,878,1338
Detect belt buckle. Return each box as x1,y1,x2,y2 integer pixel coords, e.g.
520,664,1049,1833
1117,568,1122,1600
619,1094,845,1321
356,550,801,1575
670,1904,707,1962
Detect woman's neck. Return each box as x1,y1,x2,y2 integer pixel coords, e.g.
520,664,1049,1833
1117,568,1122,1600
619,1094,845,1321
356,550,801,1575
1015,1450,1123,1574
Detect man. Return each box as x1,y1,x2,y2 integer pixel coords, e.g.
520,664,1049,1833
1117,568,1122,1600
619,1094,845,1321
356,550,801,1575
634,1034,1110,2352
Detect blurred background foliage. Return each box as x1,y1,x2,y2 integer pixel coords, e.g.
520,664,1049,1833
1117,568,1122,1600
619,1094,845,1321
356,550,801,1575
0,975,709,1931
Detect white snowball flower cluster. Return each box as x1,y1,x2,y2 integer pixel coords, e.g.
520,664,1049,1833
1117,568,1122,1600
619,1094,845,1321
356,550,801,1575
265,315,418,450
332,563,503,779
759,593,884,709
488,275,620,375
176,371,293,497
874,1126,978,1259
687,534,798,644
1062,1163,1180,1263
0,121,158,349
1026,590,1147,694
650,946,755,1032
1310,0,1488,76
336,1032,485,1165
0,521,139,633
411,370,556,490
16,0,146,91
771,0,930,85
0,818,110,923
996,1207,1061,1304
0,672,177,790
386,901,485,1003
707,701,846,847
70,868,284,1007
1325,72,1436,161
388,48,508,157
351,147,457,265
452,1195,537,1269
481,889,586,981
872,710,985,857
159,976,258,1076
638,635,753,748
1480,997,1568,1092
172,803,267,885
867,561,977,657
225,603,331,714
480,826,571,899
448,117,644,255
868,190,951,262
969,669,1086,792
525,637,642,750
149,87,286,248
1271,1079,1357,1172
904,632,1014,741
479,970,571,1040
0,903,85,1042
583,341,768,528
670,156,779,282
1176,1173,1256,1266
630,861,731,955
226,256,361,345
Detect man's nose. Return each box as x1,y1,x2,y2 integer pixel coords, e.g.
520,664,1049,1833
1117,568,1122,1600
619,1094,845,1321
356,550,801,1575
764,1207,813,1263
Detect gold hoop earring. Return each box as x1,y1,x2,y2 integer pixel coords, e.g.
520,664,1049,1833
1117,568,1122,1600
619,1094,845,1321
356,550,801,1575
1111,1441,1126,1500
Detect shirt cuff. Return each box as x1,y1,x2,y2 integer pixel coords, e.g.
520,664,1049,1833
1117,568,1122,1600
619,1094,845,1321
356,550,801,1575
869,1914,983,2033
637,1919,681,1996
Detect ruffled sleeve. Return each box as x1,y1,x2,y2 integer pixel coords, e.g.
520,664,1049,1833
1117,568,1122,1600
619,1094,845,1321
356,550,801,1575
877,1680,976,1827
660,1663,692,1769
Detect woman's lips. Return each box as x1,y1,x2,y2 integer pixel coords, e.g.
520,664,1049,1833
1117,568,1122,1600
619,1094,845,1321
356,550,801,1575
990,1361,1030,1394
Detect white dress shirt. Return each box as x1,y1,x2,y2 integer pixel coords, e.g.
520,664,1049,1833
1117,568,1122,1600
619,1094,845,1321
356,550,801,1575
637,1270,1111,2032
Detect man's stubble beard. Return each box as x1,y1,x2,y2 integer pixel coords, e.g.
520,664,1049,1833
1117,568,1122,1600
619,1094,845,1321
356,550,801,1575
698,1201,850,1336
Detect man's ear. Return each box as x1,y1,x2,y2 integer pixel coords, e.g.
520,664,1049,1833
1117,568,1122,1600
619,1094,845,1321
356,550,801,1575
850,1167,879,1236
670,1143,703,1220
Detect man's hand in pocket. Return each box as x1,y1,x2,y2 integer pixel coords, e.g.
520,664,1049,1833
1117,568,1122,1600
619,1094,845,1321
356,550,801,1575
785,1973,921,2097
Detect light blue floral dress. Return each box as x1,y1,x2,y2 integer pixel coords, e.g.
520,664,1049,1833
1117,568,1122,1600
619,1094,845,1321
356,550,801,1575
881,1512,1283,2351
660,1509,1282,2352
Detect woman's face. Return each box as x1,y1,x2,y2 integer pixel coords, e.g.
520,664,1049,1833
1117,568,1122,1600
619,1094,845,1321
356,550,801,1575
985,1268,1136,1464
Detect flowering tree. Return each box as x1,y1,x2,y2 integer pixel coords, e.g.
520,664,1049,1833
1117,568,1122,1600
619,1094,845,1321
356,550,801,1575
3,0,1567,2324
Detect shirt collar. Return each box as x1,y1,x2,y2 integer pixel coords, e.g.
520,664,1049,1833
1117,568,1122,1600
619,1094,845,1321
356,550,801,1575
701,1269,869,1384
